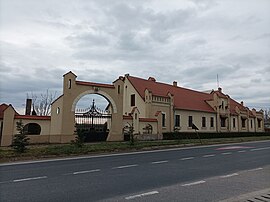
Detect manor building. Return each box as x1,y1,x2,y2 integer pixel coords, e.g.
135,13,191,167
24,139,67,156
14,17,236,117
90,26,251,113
0,71,264,146
121,74,264,136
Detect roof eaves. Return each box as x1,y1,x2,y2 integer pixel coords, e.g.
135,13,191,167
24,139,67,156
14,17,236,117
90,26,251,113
174,107,215,113
127,76,146,100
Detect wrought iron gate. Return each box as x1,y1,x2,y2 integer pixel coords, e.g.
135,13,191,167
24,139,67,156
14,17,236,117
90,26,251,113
75,100,111,142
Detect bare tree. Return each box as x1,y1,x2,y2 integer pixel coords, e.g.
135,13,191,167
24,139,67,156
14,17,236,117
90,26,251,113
27,89,57,116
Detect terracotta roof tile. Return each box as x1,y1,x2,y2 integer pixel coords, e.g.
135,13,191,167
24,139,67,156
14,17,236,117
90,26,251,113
0,103,9,119
128,76,215,113
212,91,228,99
139,118,157,122
155,111,162,116
123,115,132,120
76,81,115,89
14,115,51,120
0,103,19,119
229,98,247,115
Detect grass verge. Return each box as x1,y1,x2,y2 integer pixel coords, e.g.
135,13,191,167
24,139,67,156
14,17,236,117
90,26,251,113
1,136,270,163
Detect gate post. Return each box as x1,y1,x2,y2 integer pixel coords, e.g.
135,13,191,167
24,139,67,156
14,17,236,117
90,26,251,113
107,112,123,141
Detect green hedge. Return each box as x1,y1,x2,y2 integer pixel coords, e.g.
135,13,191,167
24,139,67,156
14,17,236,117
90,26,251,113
162,132,270,140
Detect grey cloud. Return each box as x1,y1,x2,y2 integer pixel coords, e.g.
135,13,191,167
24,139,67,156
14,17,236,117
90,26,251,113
66,32,111,48
1,0,270,111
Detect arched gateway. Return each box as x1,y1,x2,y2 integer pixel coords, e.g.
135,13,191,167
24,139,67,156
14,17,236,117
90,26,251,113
50,71,124,142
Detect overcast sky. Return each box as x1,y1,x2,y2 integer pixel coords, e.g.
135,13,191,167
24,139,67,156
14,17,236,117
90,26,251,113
0,0,269,113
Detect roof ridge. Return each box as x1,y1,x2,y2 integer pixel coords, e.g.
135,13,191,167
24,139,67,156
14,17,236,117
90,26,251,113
127,75,211,96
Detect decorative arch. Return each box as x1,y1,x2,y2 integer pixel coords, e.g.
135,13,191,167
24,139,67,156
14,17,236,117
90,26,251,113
71,89,117,113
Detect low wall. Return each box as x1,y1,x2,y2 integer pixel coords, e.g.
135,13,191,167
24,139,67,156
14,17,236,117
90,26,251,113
28,135,76,144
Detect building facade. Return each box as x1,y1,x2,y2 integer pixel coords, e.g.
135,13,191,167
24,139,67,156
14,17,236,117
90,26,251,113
0,71,265,146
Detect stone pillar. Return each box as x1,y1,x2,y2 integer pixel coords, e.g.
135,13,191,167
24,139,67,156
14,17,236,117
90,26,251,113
1,105,15,146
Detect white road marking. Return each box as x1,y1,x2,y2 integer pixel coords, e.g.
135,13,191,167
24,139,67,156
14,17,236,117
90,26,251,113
221,152,232,155
113,164,138,169
0,180,12,184
182,180,206,187
247,167,263,172
13,176,47,182
151,160,168,164
73,169,101,175
238,150,246,153
180,157,195,161
250,147,270,151
203,154,215,158
220,173,239,178
125,191,159,200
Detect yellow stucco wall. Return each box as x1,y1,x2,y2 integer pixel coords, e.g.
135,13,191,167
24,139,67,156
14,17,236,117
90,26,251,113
174,109,217,132
123,76,146,117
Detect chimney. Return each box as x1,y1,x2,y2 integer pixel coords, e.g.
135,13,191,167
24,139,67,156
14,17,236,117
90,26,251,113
173,81,177,87
148,77,156,82
241,101,244,106
25,99,32,115
218,87,222,92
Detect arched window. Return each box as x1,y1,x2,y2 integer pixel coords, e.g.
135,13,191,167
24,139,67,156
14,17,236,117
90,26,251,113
23,123,41,135
56,107,60,114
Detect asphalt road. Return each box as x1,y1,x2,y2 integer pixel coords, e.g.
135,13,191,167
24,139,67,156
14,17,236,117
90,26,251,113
0,140,270,202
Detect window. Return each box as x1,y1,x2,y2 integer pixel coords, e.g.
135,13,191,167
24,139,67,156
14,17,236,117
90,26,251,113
118,85,120,94
23,123,41,135
175,115,180,127
162,113,166,127
131,94,135,106
188,116,193,127
221,117,226,127
210,117,214,127
221,101,224,109
202,117,206,128
258,119,261,128
68,79,71,89
233,118,236,128
241,118,246,128
250,120,253,129
56,107,60,114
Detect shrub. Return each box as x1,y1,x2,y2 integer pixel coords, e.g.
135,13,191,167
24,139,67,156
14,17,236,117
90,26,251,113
71,127,86,148
12,120,30,153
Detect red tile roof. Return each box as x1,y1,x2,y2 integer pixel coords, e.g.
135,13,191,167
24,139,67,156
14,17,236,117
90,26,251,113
76,81,115,89
139,118,157,122
212,90,254,116
15,115,51,120
213,90,228,99
127,76,215,113
0,103,9,119
123,115,133,120
123,115,157,122
0,104,20,119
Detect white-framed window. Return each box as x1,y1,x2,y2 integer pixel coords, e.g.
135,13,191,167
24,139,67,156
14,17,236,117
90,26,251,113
162,113,166,127
175,114,180,127
202,117,206,128
210,117,214,128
